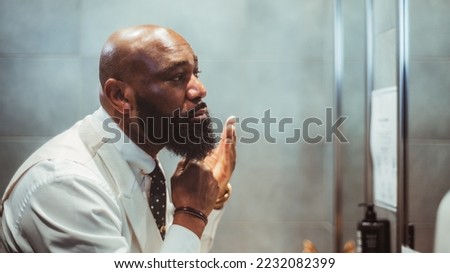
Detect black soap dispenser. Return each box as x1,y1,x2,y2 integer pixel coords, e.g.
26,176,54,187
356,204,391,253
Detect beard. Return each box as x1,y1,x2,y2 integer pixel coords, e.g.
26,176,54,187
135,95,217,160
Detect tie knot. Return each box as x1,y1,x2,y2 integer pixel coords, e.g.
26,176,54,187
149,163,165,184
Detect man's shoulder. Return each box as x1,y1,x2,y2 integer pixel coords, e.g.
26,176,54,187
21,158,99,184
25,114,101,164
5,115,103,187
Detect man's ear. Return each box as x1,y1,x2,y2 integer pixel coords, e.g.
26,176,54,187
103,78,132,114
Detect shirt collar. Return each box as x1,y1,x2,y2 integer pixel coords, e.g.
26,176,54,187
92,107,156,175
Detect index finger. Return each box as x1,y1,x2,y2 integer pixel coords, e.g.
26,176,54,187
223,116,236,145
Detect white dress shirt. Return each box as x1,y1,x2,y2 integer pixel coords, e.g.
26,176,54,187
1,107,223,252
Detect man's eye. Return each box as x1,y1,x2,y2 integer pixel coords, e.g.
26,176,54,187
194,70,202,78
173,74,185,81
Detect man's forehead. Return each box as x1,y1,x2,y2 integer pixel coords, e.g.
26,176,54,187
158,54,198,76
146,42,198,71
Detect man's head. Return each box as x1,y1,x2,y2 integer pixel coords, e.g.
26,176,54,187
99,25,216,160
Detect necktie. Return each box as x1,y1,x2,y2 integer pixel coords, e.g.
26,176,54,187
148,161,166,239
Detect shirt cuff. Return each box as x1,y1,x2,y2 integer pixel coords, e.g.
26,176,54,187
160,224,200,253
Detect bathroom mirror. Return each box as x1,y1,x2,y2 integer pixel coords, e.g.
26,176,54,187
339,0,407,252
361,0,450,252
365,0,400,252
338,0,401,252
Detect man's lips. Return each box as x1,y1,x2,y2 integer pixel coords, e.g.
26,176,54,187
185,102,208,120
194,107,207,117
191,107,208,121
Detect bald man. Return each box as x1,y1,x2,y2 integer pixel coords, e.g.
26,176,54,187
0,25,237,252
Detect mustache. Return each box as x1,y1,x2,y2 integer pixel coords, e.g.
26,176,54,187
173,101,208,119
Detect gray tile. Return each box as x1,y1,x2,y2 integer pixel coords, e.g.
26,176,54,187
408,142,450,224
408,61,450,140
211,221,332,252
80,0,333,62
197,60,248,122
372,0,397,35
208,222,245,252
342,221,358,251
343,0,366,61
0,0,80,54
411,223,434,253
341,137,365,222
243,62,331,118
80,0,169,57
0,58,82,137
373,29,397,90
228,142,331,223
80,0,247,58
342,60,366,140
80,57,101,115
163,0,246,60
200,59,333,136
409,0,450,58
239,0,333,62
0,139,48,195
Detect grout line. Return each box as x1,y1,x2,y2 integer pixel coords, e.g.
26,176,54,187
0,136,51,142
409,138,450,145
409,57,450,62
0,53,80,59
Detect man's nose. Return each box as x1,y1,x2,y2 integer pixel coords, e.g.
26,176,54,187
186,74,207,100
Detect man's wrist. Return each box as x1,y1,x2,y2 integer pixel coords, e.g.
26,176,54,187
173,211,206,238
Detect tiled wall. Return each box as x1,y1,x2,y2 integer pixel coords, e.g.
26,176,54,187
342,0,399,252
408,0,450,253
371,0,398,252
340,0,366,250
0,0,335,252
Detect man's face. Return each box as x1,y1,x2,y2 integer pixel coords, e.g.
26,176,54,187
128,35,216,160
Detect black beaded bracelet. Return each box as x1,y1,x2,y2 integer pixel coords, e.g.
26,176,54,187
174,206,208,225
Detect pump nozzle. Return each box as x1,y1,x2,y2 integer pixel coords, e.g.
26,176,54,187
358,203,377,221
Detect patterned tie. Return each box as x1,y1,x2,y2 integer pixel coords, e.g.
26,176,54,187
148,161,166,239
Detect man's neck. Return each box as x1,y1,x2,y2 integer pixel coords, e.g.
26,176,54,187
121,125,163,159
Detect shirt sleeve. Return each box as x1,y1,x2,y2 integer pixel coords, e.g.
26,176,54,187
201,209,224,252
160,224,201,252
159,209,224,253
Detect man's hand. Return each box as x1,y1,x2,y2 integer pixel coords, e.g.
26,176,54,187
204,116,237,209
171,160,219,237
169,116,236,237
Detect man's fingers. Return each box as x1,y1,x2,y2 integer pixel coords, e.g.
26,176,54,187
174,157,194,176
223,116,236,144
214,183,232,209
227,117,237,163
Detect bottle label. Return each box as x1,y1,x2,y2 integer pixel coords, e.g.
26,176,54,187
366,233,378,250
356,230,362,253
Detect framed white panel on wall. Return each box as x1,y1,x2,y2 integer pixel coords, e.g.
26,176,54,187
370,86,398,212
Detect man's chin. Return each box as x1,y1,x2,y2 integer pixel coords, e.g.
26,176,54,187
165,141,216,161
